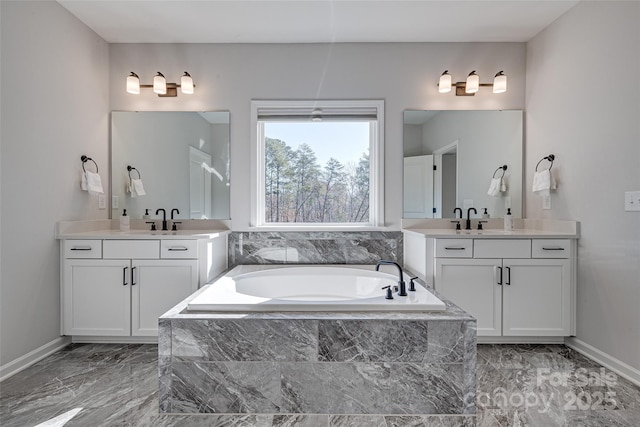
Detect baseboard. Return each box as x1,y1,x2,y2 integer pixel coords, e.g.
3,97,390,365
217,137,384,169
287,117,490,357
0,336,71,382
71,336,158,344
478,336,565,344
565,337,640,387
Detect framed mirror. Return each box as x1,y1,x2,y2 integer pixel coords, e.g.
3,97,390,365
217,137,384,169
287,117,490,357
111,111,230,220
403,110,522,219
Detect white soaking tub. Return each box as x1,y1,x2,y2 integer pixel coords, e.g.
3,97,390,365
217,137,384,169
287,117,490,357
187,265,446,312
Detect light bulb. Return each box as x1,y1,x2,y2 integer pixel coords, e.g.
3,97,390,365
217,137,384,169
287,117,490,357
466,71,479,93
126,72,140,94
153,72,166,95
181,72,194,94
438,70,452,93
493,71,507,93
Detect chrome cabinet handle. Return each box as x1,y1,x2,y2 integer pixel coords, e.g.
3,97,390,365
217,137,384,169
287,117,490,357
70,247,92,251
542,247,565,251
168,247,188,251
131,266,137,286
505,266,511,285
495,266,502,285
123,266,128,286
444,247,466,250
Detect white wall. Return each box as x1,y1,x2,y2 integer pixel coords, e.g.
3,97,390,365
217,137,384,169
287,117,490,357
526,1,640,371
109,42,527,230
0,1,109,366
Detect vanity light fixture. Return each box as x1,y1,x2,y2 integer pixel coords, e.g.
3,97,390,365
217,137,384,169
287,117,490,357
126,71,196,97
437,70,508,96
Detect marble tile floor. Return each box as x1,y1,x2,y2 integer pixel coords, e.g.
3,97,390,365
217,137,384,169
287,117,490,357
1,343,639,426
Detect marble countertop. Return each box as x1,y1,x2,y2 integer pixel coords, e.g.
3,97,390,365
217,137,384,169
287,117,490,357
402,228,579,239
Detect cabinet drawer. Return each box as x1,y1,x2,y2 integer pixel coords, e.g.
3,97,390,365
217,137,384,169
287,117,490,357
435,239,473,258
103,240,160,259
161,240,198,259
63,240,102,258
532,239,571,258
474,239,531,258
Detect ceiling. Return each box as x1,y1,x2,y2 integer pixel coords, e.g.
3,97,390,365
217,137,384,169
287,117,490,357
57,0,580,44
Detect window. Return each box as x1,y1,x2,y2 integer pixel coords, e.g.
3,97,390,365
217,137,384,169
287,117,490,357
251,100,384,228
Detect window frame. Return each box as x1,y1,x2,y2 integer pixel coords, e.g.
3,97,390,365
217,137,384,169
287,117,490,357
250,100,385,229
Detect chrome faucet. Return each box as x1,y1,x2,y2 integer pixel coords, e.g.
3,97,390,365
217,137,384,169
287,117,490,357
466,207,477,230
156,208,168,231
375,260,407,296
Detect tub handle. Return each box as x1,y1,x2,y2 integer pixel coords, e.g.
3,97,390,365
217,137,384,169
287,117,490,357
409,276,418,291
381,285,394,300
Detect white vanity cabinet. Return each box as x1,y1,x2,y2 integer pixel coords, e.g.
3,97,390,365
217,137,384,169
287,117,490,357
61,238,209,339
434,238,573,337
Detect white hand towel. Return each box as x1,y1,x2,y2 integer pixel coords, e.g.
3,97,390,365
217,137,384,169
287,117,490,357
83,171,104,195
532,170,556,195
131,178,146,196
500,178,507,193
487,178,501,196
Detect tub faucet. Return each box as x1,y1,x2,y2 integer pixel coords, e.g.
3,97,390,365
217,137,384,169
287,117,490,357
466,207,477,230
375,260,407,296
156,208,168,231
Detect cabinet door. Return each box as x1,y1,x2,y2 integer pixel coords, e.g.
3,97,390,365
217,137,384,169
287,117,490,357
502,258,571,336
436,258,502,336
131,259,198,336
63,259,131,336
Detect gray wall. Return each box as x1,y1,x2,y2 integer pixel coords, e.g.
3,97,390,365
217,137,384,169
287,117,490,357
109,42,527,230
526,1,640,372
0,1,109,366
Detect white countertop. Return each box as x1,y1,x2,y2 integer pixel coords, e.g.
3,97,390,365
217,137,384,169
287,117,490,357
56,219,231,240
402,228,579,239
57,229,230,240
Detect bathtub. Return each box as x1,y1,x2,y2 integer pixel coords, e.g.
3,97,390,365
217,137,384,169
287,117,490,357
186,265,446,312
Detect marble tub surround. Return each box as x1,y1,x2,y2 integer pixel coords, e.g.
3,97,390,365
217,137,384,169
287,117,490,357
228,231,402,266
158,274,476,419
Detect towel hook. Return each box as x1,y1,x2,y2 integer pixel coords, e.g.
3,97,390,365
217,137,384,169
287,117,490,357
80,155,98,173
127,165,141,180
492,165,508,178
535,154,555,172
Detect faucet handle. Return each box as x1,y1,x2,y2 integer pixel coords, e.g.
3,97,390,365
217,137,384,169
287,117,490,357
145,221,156,231
477,220,488,230
171,221,182,231
381,285,394,300
409,276,418,291
450,220,461,230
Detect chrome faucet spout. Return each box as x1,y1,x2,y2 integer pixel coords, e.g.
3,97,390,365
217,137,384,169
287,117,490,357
375,260,407,296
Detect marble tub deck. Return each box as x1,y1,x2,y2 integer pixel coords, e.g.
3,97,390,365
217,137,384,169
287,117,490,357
158,277,477,421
